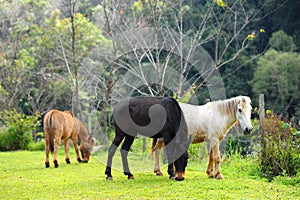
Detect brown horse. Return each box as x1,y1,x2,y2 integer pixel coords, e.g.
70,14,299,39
44,109,95,168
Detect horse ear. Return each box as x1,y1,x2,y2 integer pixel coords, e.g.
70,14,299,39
92,138,96,145
89,137,96,145
241,97,246,103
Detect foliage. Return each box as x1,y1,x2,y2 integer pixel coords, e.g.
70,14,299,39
251,38,300,117
0,127,32,151
28,140,45,151
269,30,297,52
0,110,41,151
260,110,300,179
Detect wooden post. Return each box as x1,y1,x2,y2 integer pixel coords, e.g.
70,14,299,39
259,94,266,173
259,94,265,128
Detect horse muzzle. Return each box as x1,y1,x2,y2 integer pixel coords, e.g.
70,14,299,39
244,127,253,135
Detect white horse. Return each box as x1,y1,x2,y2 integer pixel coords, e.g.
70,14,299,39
151,96,253,179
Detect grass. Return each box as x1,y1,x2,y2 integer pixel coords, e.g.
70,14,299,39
0,150,299,200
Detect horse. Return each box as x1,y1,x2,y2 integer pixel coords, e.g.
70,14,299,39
105,96,191,181
44,109,95,168
150,96,253,179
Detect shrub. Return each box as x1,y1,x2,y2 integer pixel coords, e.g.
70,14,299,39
0,109,41,151
260,110,300,179
28,140,45,151
0,127,33,151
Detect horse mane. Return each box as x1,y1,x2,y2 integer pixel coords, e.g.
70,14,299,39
75,118,91,142
215,96,251,117
75,118,95,153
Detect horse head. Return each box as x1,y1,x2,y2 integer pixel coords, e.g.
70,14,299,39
235,96,253,135
80,137,96,163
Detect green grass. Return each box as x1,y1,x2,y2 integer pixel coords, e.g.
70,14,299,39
0,150,299,199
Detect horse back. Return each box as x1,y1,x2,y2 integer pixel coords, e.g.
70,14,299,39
113,97,185,138
44,109,75,140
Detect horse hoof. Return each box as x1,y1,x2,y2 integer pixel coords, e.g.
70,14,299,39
106,176,113,181
215,173,224,180
81,160,88,163
175,177,185,181
66,159,71,164
77,158,82,163
169,175,176,180
45,163,50,168
54,160,59,168
128,176,135,180
154,170,163,176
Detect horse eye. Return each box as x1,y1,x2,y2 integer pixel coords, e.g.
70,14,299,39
238,108,242,113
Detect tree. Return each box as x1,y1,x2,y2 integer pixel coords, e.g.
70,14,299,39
0,0,50,114
252,47,300,117
269,30,297,52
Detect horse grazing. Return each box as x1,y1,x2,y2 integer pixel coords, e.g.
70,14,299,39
105,97,190,181
44,109,95,168
151,96,253,179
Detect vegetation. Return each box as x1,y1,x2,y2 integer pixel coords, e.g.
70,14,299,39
261,110,300,179
0,151,299,199
252,31,300,117
0,110,40,151
0,0,299,190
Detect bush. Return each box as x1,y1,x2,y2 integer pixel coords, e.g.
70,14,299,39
28,140,45,151
0,127,33,151
0,109,40,151
261,110,300,179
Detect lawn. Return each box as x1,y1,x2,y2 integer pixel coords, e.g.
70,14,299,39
0,150,299,199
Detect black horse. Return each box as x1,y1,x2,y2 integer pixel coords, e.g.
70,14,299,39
105,96,190,181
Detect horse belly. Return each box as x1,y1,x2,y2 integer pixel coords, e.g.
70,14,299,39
191,130,206,144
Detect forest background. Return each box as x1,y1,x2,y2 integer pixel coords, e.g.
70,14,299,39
0,0,300,149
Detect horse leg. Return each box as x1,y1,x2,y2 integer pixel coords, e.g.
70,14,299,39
207,140,223,179
163,136,176,179
53,137,61,168
154,139,164,176
212,142,223,179
120,135,135,179
71,136,82,163
206,147,215,178
167,163,175,180
105,130,125,180
64,139,71,164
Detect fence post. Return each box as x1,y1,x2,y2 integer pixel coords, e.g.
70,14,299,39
259,94,266,173
259,94,265,128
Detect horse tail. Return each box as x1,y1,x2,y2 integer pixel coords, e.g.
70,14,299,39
49,113,55,153
45,111,55,153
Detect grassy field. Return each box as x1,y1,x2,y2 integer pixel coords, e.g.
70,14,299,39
0,150,299,200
